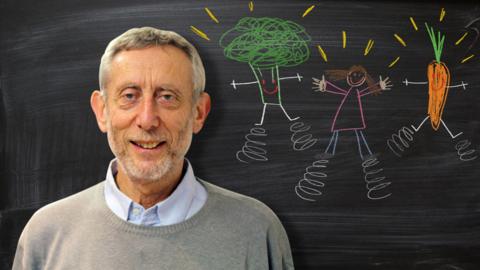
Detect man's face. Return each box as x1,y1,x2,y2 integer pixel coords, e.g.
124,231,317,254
91,45,210,183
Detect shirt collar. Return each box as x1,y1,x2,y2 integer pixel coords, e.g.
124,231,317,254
104,158,203,226
104,160,131,220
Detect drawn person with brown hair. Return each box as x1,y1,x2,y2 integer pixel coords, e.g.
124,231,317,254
313,65,392,160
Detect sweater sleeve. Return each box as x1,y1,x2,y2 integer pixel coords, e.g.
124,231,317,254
12,202,62,270
266,215,295,270
12,218,43,270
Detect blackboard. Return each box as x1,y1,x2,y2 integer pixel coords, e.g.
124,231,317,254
1,0,480,269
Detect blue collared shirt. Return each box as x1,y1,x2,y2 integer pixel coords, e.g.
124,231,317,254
104,159,207,226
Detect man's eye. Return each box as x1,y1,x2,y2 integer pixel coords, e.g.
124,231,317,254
125,93,135,100
162,94,173,101
120,91,138,104
158,93,176,102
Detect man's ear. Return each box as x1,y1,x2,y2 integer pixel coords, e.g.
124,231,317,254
90,90,108,133
192,92,211,134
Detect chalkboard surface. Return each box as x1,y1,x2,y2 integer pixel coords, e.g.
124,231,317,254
1,0,480,269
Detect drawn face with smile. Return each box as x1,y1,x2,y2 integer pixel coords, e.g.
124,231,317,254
347,69,366,87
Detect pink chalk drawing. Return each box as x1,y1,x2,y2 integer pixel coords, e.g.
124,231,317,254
313,65,392,160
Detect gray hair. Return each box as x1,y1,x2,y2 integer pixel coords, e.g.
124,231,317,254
99,27,206,98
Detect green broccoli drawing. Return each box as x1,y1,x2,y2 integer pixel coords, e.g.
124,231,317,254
220,17,311,125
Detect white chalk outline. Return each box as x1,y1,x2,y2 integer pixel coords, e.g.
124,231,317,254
402,79,468,90
411,116,463,139
230,73,303,90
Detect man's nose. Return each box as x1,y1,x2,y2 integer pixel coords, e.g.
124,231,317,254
137,98,160,130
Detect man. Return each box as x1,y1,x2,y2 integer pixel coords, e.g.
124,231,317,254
13,27,294,269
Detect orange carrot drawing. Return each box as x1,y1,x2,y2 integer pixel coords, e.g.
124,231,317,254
387,22,478,161
425,23,450,130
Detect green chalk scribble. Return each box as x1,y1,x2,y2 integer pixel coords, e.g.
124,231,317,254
220,17,311,68
220,17,311,111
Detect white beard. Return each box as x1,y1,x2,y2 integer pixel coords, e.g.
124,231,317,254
116,151,173,184
105,113,193,184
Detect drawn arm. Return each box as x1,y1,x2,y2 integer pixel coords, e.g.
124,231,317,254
312,75,348,95
229,79,258,90
230,73,303,90
359,76,393,96
279,73,303,82
403,78,468,90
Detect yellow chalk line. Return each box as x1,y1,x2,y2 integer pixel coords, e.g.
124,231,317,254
317,45,328,62
302,5,315,18
364,39,374,56
342,31,347,48
394,34,407,47
410,17,418,31
455,32,468,46
204,8,219,23
190,26,210,41
461,54,474,64
440,8,446,22
388,56,400,68
249,1,254,12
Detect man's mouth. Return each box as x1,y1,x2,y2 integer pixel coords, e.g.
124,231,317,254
130,140,164,149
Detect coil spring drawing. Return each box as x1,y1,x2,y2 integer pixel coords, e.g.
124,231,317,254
362,157,391,200
295,159,328,202
455,139,478,162
236,127,268,163
290,121,318,151
387,126,415,157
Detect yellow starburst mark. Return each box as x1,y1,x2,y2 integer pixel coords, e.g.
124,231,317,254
439,8,446,22
388,56,400,68
364,39,374,56
455,32,468,46
410,17,418,31
394,34,407,47
461,54,474,64
317,45,328,62
302,5,315,18
190,26,210,41
204,8,219,23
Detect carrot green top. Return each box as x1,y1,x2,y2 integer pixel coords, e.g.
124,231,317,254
425,22,445,63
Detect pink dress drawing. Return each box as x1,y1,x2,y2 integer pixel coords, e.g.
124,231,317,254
313,66,391,160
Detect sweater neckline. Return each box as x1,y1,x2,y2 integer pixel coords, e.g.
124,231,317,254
97,179,216,236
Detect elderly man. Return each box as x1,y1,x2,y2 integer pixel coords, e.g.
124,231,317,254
13,27,294,269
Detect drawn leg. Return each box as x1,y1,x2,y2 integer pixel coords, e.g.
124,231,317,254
255,104,268,126
325,131,339,156
279,104,300,122
355,130,373,160
411,116,429,132
440,119,463,139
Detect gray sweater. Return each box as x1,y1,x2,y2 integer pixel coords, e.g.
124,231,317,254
13,180,294,269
